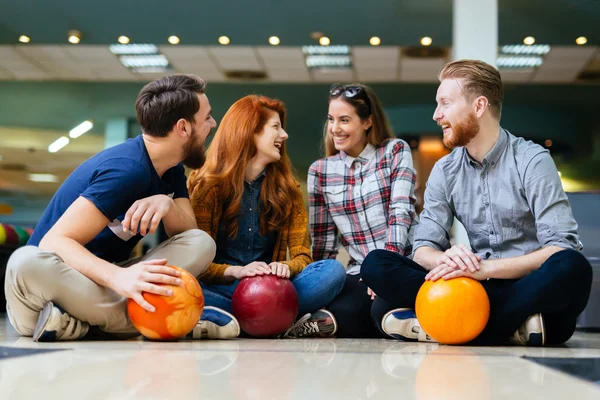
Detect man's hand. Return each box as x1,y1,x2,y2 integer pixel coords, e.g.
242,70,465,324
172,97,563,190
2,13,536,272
122,195,174,236
435,244,481,273
269,262,290,279
110,259,182,312
224,262,273,281
426,260,490,282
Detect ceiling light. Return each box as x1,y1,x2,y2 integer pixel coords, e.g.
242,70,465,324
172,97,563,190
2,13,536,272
218,36,230,45
500,44,550,55
269,36,280,46
496,55,543,68
302,45,350,55
69,120,93,139
109,44,159,55
523,36,535,45
29,174,58,183
421,36,433,46
48,137,70,153
68,30,82,44
306,55,351,68
369,36,381,46
18,35,30,43
319,36,331,46
168,35,180,45
120,55,169,68
117,35,130,44
576,36,587,45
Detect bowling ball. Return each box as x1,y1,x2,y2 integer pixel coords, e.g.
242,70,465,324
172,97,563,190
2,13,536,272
0,224,19,246
415,277,490,344
127,265,204,340
232,274,298,338
13,226,30,246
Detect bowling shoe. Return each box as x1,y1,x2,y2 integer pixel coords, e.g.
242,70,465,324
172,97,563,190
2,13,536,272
33,301,90,342
188,306,240,339
509,313,545,346
381,308,436,342
283,309,337,338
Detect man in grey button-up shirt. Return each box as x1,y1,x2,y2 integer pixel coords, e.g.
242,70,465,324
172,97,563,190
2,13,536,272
361,59,592,347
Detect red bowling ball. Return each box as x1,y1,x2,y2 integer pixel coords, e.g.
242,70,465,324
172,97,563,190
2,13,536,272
232,275,299,338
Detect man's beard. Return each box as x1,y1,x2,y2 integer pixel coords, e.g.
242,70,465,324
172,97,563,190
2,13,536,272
182,128,207,169
441,111,480,149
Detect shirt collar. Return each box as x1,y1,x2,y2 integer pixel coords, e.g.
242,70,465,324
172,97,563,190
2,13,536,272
464,127,508,169
341,143,376,168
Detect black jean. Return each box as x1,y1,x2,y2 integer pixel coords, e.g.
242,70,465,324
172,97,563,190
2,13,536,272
361,248,593,345
325,273,388,338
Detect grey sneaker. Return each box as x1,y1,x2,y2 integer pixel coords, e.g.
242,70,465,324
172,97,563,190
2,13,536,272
187,306,240,339
33,301,89,342
382,308,437,342
283,309,337,338
509,313,545,346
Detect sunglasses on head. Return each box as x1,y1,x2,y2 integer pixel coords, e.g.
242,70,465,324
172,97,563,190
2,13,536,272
329,84,371,112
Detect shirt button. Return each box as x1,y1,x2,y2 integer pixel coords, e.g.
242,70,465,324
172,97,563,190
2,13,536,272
249,208,252,211
248,246,251,250
248,228,252,231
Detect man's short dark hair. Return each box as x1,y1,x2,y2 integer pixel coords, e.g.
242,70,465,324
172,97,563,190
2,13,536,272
136,74,206,137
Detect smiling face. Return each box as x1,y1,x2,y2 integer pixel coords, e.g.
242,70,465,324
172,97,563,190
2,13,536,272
327,98,372,157
254,110,288,164
433,79,480,149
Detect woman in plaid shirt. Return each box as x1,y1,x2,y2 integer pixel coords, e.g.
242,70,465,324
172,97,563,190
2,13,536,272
188,95,346,339
308,84,418,338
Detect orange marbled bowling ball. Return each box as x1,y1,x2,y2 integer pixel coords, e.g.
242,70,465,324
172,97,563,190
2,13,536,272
127,266,204,340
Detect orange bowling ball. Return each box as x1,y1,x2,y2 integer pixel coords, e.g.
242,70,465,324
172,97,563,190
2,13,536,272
127,266,204,340
415,277,490,345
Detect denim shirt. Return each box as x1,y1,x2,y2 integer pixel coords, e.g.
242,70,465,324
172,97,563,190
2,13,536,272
214,171,278,266
414,128,581,260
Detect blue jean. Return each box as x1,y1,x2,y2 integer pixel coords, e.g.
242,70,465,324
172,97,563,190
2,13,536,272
200,259,346,317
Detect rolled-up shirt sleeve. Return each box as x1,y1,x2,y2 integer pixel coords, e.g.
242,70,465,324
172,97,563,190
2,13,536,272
522,151,581,250
413,162,454,253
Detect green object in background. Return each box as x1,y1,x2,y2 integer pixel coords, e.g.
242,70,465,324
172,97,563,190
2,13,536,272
0,224,6,245
13,226,30,246
0,224,19,246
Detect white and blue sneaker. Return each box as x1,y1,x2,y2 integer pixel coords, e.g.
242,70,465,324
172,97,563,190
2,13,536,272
382,308,436,343
33,301,89,342
188,306,240,339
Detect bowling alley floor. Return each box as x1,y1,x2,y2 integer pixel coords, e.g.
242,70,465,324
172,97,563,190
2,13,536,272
2,316,600,399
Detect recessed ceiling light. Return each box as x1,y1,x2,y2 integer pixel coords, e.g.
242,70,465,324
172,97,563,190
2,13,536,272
218,36,230,45
421,36,432,46
523,36,535,45
68,30,82,44
369,36,381,46
168,35,180,45
18,35,30,43
48,137,70,153
269,36,280,46
118,36,130,44
576,36,587,45
319,36,331,46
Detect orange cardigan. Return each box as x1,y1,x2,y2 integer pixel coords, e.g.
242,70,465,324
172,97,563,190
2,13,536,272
189,183,313,284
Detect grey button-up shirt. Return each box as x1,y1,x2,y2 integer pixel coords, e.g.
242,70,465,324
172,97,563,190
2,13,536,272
414,128,580,259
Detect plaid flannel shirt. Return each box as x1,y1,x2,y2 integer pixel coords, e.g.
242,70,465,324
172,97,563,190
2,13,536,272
308,139,417,274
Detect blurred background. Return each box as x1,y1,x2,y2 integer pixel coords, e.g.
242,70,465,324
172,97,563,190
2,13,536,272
0,0,598,240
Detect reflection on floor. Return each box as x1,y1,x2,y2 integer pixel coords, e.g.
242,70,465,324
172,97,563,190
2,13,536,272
1,317,600,399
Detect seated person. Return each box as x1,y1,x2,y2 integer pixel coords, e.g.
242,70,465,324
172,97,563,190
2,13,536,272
5,74,225,342
187,95,346,338
308,83,418,338
361,60,592,346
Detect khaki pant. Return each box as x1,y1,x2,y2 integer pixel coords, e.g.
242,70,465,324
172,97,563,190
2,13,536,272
5,229,216,337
